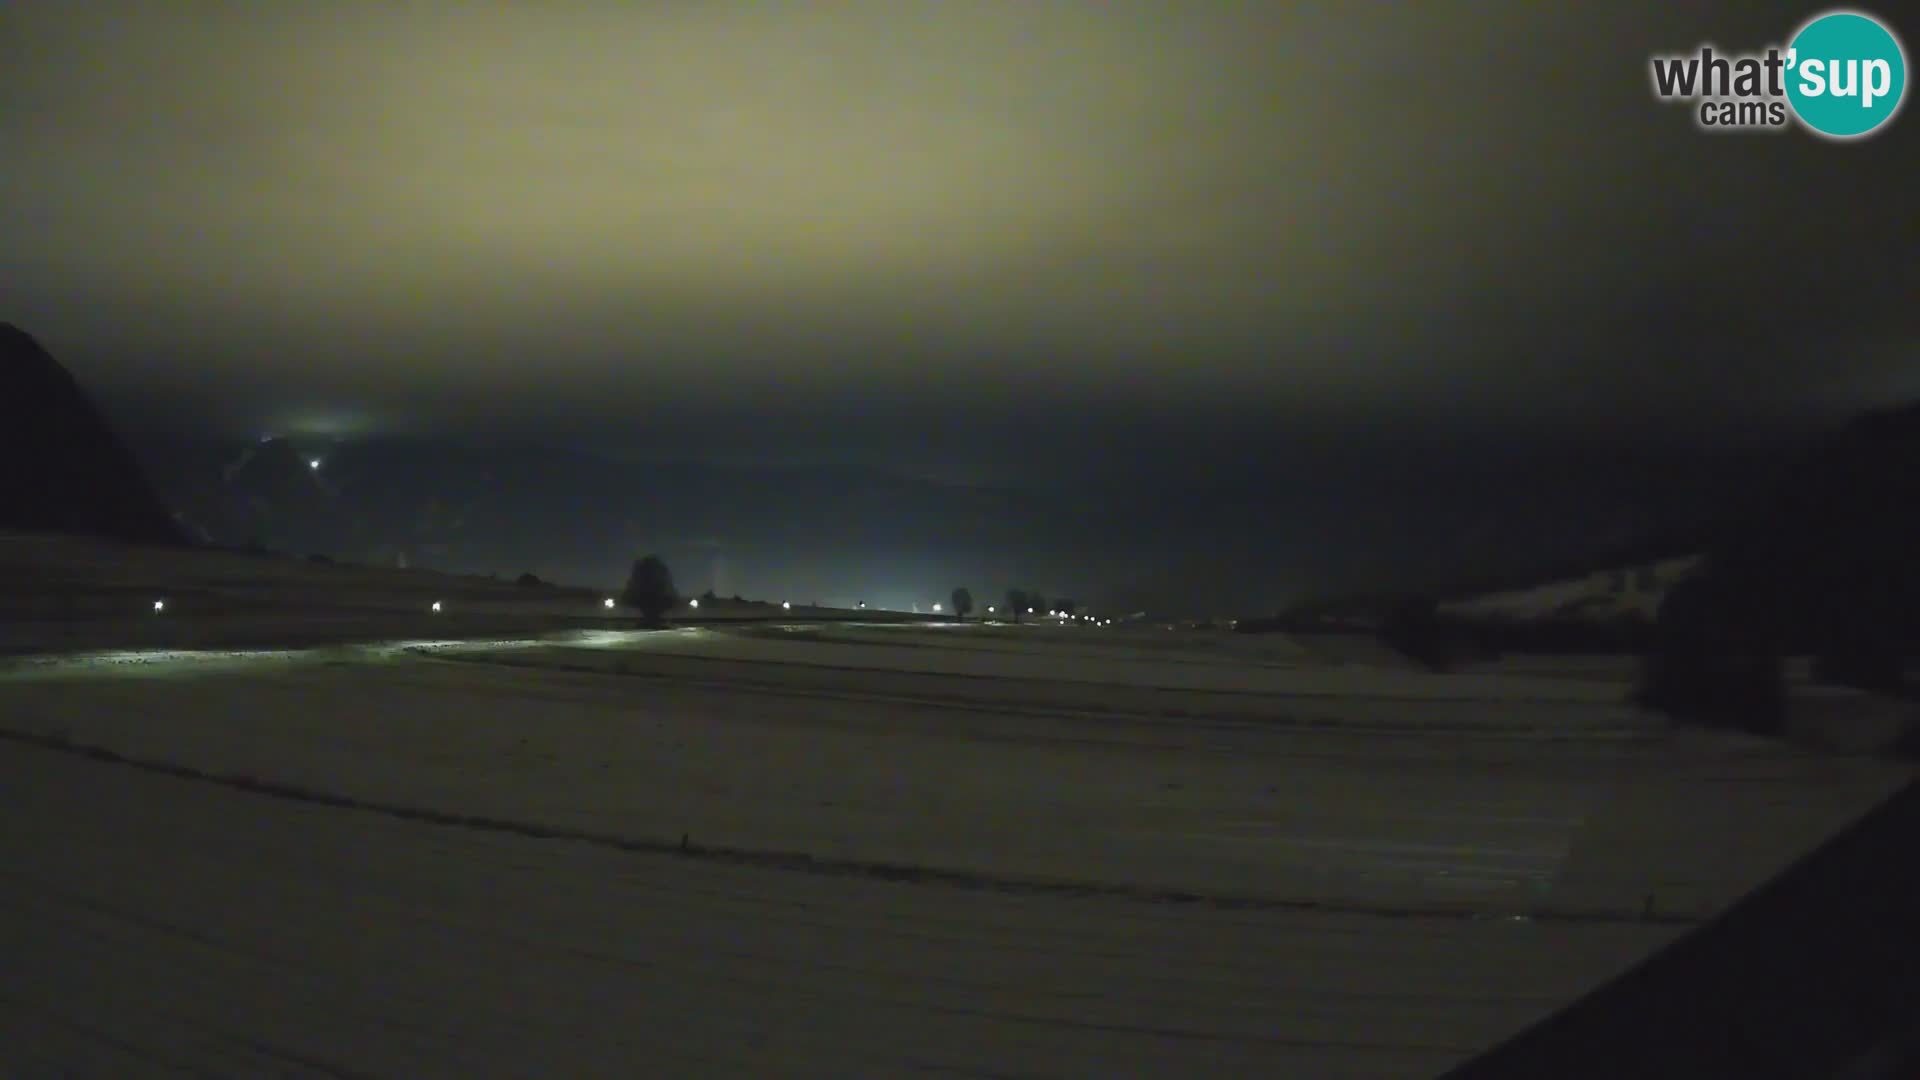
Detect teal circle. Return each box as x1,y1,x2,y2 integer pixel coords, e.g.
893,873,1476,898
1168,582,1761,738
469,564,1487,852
1785,11,1907,138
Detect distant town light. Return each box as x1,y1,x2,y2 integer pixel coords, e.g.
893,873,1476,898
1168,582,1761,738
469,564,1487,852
152,599,166,614
1027,607,1034,614
603,598,616,609
987,606,995,613
688,598,700,609
782,601,792,610
309,459,321,471
430,600,443,613
932,603,942,612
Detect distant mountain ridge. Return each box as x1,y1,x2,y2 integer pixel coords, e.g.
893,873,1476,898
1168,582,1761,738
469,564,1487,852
0,323,184,546
120,422,1767,616
139,434,1052,600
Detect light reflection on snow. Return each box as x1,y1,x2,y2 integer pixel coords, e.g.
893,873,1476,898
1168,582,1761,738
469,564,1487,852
554,627,709,649
0,647,308,678
0,635,558,678
0,620,978,679
57,648,300,666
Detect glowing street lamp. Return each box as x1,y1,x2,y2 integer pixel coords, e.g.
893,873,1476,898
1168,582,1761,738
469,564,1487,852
430,600,443,613
603,597,616,609
688,598,700,609
152,599,166,614
782,600,792,610
932,603,943,613
309,459,321,471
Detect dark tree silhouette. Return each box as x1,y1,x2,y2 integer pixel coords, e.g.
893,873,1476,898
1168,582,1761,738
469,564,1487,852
516,571,543,587
1646,398,1920,713
1005,588,1028,624
1056,597,1078,617
950,586,974,621
621,554,678,624
1637,572,1784,734
1378,594,1453,672
1029,592,1048,615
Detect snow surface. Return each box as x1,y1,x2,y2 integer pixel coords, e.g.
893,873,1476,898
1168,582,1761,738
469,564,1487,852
1,738,1681,1079
1,614,1911,1076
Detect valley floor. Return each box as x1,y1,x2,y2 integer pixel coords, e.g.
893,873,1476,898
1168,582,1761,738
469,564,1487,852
1,618,1909,1077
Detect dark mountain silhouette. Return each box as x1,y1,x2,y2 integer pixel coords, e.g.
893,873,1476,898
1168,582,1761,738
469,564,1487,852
162,436,339,550
119,424,1778,612
139,435,1048,594
0,324,184,545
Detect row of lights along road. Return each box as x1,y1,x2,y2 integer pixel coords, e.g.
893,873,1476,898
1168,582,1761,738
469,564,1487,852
146,596,1111,624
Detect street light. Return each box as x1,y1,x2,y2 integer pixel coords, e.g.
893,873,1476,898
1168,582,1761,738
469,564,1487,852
932,603,942,613
689,598,700,609
782,601,791,610
309,459,321,471
430,600,443,613
603,598,616,609
152,599,166,614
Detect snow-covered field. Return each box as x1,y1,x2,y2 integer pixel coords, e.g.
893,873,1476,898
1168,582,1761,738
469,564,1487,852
2,606,1912,1076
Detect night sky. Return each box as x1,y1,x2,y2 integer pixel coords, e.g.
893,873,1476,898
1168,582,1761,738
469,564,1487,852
4,3,1916,602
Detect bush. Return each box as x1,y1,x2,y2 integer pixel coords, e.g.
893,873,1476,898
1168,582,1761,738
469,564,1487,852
1379,594,1452,671
1637,574,1785,734
621,555,677,624
516,571,544,588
